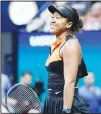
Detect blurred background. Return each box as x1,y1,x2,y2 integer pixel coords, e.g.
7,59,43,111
1,1,101,113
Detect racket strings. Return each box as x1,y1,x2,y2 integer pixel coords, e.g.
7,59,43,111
8,92,40,113
7,84,41,113
8,99,40,113
8,94,40,113
8,85,22,99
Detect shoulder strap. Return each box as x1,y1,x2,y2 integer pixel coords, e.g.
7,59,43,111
66,34,74,41
60,34,74,50
59,35,74,58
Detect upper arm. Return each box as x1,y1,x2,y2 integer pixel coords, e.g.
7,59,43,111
63,39,82,83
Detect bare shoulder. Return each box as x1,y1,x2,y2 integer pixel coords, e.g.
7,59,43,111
62,36,82,64
63,36,81,52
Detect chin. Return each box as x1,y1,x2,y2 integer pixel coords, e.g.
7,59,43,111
50,31,55,34
49,30,57,35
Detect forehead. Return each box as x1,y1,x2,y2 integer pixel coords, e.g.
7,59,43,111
24,74,32,77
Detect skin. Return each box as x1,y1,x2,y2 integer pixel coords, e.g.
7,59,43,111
21,73,32,86
50,12,82,109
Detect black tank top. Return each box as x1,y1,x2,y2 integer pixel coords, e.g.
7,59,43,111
46,35,88,89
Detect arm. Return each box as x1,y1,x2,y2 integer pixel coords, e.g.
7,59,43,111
62,39,81,110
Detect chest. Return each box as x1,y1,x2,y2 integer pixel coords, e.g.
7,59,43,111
46,42,65,67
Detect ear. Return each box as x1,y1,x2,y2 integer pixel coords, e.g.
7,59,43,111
66,22,73,29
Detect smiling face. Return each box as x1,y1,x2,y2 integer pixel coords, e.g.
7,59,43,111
50,12,69,35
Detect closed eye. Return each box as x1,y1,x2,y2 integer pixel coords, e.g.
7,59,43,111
56,16,60,19
51,15,54,19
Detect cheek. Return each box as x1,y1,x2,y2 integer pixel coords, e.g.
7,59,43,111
59,23,67,30
50,26,62,34
50,20,67,34
58,19,67,30
50,24,60,33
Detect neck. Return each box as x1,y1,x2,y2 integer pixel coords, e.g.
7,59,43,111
56,31,71,42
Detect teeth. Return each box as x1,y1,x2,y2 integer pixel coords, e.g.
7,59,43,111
50,24,56,26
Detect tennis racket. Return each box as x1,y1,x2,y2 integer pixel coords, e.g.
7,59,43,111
5,83,41,114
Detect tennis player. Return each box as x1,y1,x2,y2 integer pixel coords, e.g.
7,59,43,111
43,5,89,113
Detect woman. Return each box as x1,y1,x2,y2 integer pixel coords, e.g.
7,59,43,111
43,5,89,113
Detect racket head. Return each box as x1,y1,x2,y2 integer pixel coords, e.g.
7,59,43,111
5,83,41,113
